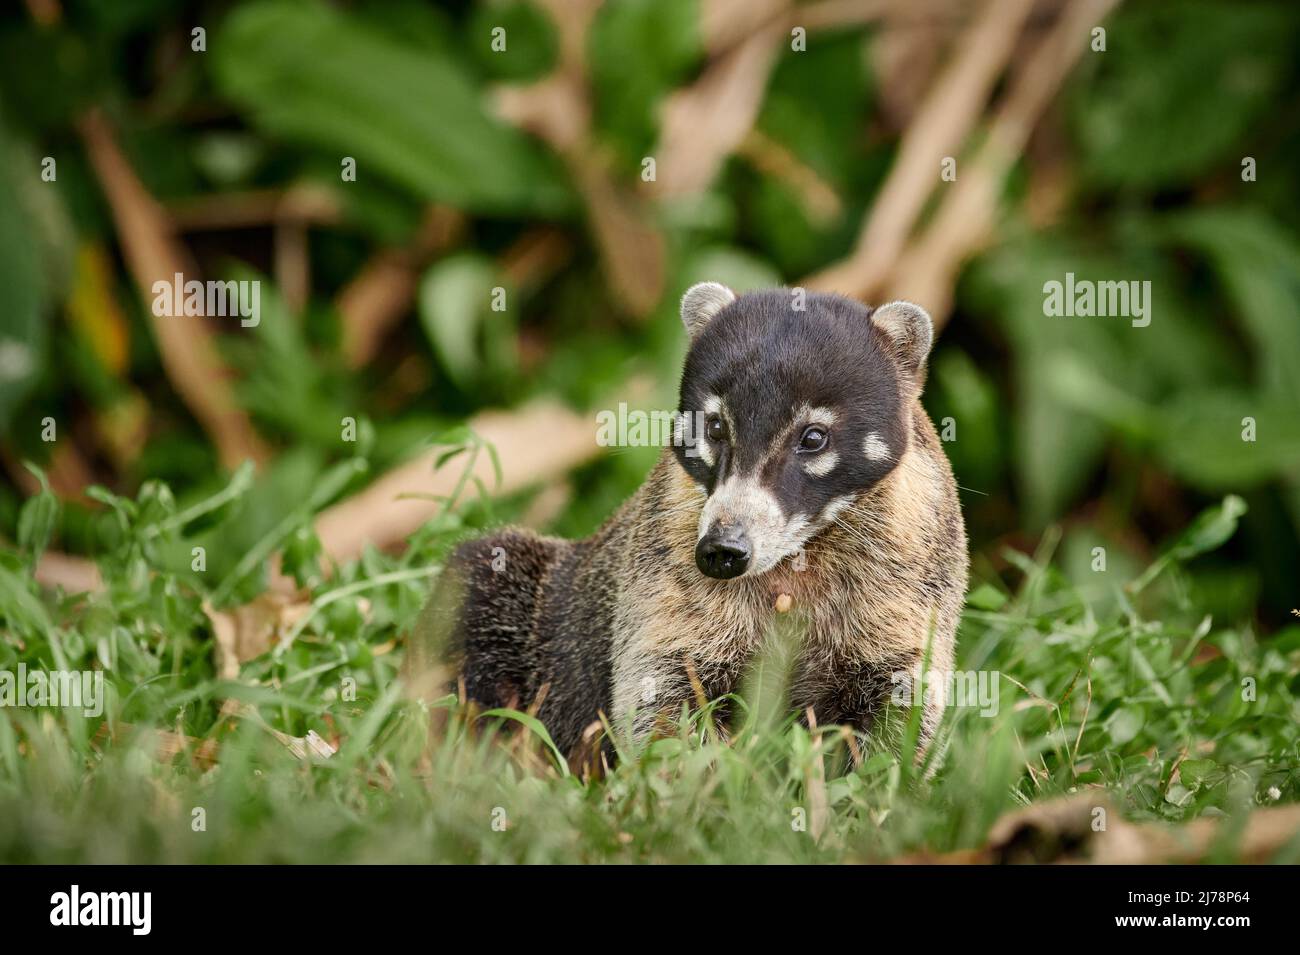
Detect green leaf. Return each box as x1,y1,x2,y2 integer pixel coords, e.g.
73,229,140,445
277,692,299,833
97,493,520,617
281,525,324,589
1131,496,1247,592
1070,1,1293,188
1105,705,1145,747
418,253,507,388
1158,208,1300,404
588,0,700,160
478,707,570,776
0,121,51,431
1130,643,1172,708
679,246,782,296
211,1,570,214
1178,758,1218,790
1166,495,1247,562
468,1,558,82
757,28,874,188
966,583,1007,611
1155,391,1300,489
225,267,350,446
971,245,1118,525
0,563,55,642
16,464,59,565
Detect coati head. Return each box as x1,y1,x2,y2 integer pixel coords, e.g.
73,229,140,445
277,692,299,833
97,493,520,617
672,283,934,580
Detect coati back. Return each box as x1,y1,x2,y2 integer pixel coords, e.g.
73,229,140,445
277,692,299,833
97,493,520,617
412,284,968,759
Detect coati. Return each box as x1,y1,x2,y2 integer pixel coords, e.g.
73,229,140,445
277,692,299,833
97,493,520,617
411,283,968,759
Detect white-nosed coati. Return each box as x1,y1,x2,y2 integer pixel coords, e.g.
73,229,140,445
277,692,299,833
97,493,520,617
411,284,968,760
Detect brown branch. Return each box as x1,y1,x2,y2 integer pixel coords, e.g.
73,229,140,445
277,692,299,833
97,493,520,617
737,128,842,223
885,0,1122,324
35,397,609,595
311,400,602,566
804,0,1037,299
699,0,791,54
870,0,965,132
0,442,96,501
571,156,667,315
34,550,103,593
651,18,788,199
898,794,1300,864
166,185,341,232
77,110,269,470
338,206,465,369
796,0,903,33
22,0,60,27
499,227,573,292
494,1,666,317
274,220,310,315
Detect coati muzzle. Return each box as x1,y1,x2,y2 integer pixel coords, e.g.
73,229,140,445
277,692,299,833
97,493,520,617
695,524,751,579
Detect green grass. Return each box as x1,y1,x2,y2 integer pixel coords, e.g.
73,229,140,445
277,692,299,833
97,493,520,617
1,457,1297,864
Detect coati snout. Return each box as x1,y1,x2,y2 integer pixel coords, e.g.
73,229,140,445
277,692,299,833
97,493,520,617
675,282,935,580
694,524,750,578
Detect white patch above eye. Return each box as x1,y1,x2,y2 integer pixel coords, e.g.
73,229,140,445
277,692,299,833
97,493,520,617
703,395,722,416
796,405,838,428
863,431,891,462
802,450,838,477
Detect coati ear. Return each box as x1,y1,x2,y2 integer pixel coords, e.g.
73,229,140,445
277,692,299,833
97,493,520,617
870,300,934,384
680,282,736,337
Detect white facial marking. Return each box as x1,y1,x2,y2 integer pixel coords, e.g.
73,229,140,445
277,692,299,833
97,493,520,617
802,450,838,477
819,494,855,528
800,405,838,428
863,430,891,462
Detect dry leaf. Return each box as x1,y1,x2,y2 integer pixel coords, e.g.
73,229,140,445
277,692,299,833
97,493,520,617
205,594,310,679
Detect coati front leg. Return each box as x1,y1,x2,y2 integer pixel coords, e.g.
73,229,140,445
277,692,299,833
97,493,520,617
410,530,560,711
793,651,943,750
610,646,740,741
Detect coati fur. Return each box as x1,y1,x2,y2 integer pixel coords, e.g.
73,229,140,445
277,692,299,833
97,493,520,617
412,284,968,760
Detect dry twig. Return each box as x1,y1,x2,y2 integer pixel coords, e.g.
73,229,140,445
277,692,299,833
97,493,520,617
78,110,269,470
886,0,1122,324
805,0,1037,299
312,400,600,565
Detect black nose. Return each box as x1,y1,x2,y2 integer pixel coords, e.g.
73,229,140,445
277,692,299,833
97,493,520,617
695,529,751,579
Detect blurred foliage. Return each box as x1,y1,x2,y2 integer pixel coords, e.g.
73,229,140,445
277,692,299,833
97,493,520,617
0,0,1297,632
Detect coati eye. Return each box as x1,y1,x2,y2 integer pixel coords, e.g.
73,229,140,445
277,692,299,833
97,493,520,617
798,425,829,453
706,414,727,443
